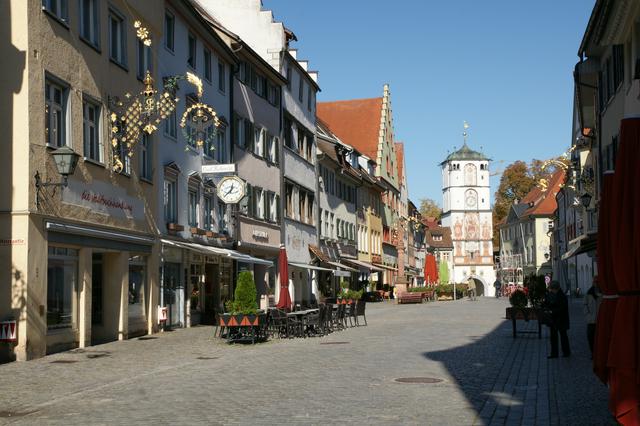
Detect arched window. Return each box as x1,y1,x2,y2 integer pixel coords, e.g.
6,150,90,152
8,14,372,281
464,163,477,186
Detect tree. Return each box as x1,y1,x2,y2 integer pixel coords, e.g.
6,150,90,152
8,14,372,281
419,198,442,220
492,158,560,247
229,271,258,314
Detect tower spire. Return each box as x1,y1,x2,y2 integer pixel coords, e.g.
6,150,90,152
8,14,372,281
462,121,470,146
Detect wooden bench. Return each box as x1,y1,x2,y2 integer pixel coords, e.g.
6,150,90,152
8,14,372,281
397,292,423,304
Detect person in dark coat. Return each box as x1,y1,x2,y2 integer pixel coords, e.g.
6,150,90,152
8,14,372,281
544,281,571,358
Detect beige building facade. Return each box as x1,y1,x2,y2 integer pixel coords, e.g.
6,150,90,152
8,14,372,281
1,0,164,362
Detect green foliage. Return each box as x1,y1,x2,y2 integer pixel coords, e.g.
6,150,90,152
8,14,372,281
435,283,467,299
509,289,528,309
419,198,443,220
228,271,258,315
408,286,428,293
341,289,363,300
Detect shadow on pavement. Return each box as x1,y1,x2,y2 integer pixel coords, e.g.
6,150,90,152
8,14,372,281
422,299,613,425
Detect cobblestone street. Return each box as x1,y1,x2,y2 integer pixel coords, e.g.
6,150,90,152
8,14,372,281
0,298,613,425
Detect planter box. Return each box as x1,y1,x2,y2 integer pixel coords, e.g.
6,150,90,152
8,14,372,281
505,307,539,321
218,313,268,344
505,307,542,339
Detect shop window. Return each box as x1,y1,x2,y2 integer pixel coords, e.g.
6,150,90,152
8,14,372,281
47,247,78,330
128,257,146,320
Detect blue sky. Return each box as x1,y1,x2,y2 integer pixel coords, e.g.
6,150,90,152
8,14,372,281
264,0,595,205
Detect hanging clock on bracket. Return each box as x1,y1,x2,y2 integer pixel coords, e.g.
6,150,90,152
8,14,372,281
217,176,246,204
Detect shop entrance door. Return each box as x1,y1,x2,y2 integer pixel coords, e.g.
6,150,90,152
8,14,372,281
202,264,219,324
163,262,183,328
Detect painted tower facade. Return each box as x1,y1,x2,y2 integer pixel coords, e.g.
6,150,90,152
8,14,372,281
440,127,496,296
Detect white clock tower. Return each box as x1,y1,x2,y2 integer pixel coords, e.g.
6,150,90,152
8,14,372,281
440,123,496,296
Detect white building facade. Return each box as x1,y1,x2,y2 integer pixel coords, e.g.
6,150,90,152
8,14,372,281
440,143,496,296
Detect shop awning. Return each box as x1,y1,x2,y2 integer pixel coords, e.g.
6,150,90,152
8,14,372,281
374,263,398,272
288,261,348,276
161,239,273,266
326,261,358,273
341,258,384,272
561,234,596,261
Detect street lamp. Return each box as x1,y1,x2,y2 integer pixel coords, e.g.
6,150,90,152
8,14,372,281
34,146,80,208
580,192,593,209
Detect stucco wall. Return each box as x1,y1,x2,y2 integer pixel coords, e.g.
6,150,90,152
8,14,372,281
283,149,316,191
284,220,315,264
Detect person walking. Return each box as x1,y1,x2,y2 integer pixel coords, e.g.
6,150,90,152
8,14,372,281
544,281,571,358
493,279,502,298
583,276,601,357
467,277,476,301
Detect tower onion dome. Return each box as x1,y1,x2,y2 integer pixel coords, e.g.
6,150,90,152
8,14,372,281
440,142,490,165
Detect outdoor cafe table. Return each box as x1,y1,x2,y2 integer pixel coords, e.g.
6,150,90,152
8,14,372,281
286,308,319,317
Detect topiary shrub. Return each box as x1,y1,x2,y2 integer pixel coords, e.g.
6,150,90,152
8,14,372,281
230,271,258,315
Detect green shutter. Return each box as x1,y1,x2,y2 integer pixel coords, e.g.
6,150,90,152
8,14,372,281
245,183,253,217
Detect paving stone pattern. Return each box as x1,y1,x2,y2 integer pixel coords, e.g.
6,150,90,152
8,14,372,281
0,298,614,425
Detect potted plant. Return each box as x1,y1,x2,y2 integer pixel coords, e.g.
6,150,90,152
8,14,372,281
506,287,535,321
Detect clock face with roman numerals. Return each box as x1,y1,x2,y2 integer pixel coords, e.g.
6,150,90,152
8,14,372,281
217,176,246,204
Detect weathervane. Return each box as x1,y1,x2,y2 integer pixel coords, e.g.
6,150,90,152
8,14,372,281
463,121,470,144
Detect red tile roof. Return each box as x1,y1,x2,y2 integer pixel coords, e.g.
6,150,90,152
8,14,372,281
523,169,566,216
317,98,382,159
395,142,404,183
426,226,453,249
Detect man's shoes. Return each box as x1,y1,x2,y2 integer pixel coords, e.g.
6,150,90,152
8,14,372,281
547,355,558,359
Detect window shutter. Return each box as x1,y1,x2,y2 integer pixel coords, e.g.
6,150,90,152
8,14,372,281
274,136,280,165
275,194,281,223
253,187,259,218
245,121,254,151
245,183,253,217
264,191,270,221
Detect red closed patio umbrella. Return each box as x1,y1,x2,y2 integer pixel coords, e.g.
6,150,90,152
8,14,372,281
593,172,617,383
607,117,640,425
276,244,292,311
424,254,438,285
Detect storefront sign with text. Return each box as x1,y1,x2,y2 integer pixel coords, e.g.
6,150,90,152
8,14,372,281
62,179,144,221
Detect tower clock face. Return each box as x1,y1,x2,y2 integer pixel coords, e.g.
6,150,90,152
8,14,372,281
465,192,477,208
217,176,246,204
